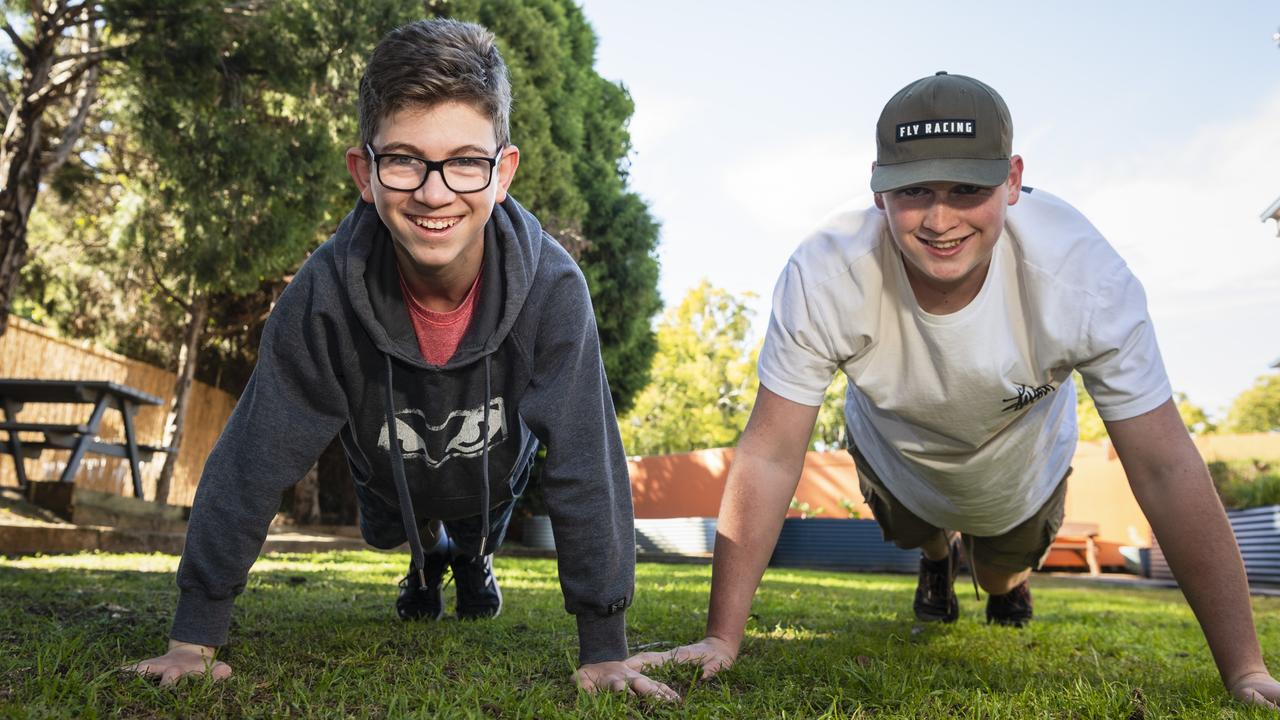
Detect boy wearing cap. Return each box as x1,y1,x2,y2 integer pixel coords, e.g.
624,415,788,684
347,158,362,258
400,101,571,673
642,72,1280,706
124,19,678,701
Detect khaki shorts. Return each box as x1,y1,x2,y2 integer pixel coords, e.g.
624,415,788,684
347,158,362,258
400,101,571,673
849,445,1069,571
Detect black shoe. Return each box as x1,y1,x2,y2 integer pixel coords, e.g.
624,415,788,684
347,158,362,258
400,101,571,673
396,550,449,621
451,553,502,619
986,580,1033,627
913,548,959,623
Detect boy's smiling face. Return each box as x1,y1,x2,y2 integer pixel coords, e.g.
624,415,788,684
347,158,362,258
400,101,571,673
874,156,1022,311
347,101,519,285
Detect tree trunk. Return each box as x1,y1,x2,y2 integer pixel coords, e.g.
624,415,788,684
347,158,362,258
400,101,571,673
0,87,48,337
1,5,109,335
154,293,208,505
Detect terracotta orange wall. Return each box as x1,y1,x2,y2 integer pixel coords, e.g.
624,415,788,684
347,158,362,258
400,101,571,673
627,433,1280,549
627,448,880,523
629,448,737,519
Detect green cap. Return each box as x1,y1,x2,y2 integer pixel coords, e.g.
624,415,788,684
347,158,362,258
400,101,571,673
870,71,1013,193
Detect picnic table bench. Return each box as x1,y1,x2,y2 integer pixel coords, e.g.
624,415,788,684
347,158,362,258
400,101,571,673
0,378,167,500
1052,520,1101,576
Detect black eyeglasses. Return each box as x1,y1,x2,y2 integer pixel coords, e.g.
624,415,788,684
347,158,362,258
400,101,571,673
366,144,503,194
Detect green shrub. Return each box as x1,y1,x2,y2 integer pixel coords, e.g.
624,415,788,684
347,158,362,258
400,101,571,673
788,497,824,519
1207,458,1280,510
838,497,862,519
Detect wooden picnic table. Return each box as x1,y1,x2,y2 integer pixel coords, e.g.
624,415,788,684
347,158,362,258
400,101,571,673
1053,520,1102,576
0,378,167,500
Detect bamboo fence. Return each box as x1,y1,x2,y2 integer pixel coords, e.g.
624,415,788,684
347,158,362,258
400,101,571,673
0,316,235,505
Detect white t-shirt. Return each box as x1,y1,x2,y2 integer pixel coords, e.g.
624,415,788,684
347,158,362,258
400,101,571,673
758,188,1171,536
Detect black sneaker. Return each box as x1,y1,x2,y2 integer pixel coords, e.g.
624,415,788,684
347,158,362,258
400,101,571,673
986,580,1033,627
396,550,449,621
913,548,959,623
451,553,502,619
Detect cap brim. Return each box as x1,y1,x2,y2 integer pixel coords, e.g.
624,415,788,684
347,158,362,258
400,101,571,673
870,157,1011,193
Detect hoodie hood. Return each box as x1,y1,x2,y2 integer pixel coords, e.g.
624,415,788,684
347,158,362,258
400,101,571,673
339,195,544,369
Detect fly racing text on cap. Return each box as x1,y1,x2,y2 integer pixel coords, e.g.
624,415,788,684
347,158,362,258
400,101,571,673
870,71,1013,193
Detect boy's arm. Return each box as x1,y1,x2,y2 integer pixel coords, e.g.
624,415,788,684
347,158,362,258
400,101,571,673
654,387,819,675
516,264,637,668
130,271,349,681
169,348,347,647
1106,399,1280,708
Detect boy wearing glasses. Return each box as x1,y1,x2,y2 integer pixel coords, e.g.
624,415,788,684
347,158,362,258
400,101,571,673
127,19,678,700
640,72,1280,707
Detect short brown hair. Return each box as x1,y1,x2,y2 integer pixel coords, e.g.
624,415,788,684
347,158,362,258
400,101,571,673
358,19,511,149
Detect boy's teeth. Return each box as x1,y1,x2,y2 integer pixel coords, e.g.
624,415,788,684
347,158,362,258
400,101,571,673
414,217,458,230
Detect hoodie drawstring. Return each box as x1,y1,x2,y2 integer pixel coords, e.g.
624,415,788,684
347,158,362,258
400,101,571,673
384,354,427,585
478,355,491,557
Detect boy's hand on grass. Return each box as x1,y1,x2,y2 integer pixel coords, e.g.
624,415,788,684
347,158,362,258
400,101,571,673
574,660,681,702
1230,671,1280,710
632,636,736,679
123,640,232,686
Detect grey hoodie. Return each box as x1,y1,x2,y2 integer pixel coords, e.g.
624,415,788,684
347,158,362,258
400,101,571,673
171,197,635,664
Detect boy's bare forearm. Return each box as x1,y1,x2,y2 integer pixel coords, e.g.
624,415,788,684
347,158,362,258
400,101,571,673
704,459,798,650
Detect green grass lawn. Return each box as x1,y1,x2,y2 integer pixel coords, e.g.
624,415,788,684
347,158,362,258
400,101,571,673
1,551,1277,719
